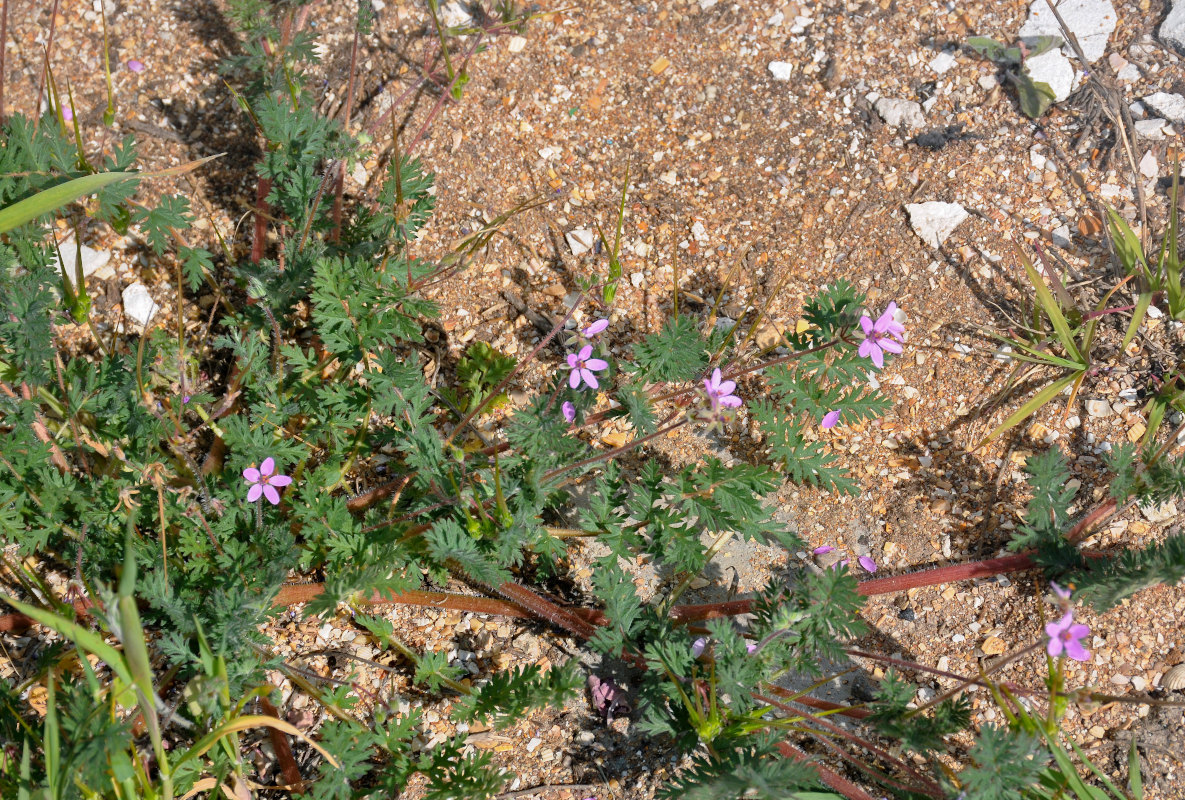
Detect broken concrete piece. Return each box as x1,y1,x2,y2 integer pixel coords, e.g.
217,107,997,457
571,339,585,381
1024,50,1076,102
873,97,926,131
906,202,969,248
121,283,159,327
1142,91,1185,125
1018,0,1117,63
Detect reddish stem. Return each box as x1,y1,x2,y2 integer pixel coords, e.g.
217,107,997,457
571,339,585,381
776,741,880,800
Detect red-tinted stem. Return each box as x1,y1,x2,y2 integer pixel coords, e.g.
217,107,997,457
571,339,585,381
776,741,880,800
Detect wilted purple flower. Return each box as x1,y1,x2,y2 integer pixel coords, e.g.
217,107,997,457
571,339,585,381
242,457,292,505
126,59,145,73
567,345,608,390
1045,611,1090,661
813,545,836,555
858,301,905,368
588,674,630,724
562,401,576,422
1050,582,1072,601
691,637,707,658
703,368,742,409
821,410,841,428
857,555,878,573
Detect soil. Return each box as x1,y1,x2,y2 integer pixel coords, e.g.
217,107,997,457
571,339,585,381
3,0,1185,797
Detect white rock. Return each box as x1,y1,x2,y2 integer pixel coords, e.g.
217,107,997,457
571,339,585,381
1161,0,1185,54
1019,0,1117,63
978,74,1000,90
630,271,644,287
874,97,926,131
690,220,708,243
1135,118,1171,140
565,229,594,256
1140,150,1159,179
906,201,969,248
768,61,794,81
508,36,527,53
929,51,957,74
122,283,158,327
55,236,112,288
1024,50,1076,102
439,1,472,28
1052,224,1072,248
658,170,677,185
1142,92,1185,125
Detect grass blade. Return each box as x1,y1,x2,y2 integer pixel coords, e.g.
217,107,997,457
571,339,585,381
974,373,1077,450
0,171,139,233
1019,246,1084,364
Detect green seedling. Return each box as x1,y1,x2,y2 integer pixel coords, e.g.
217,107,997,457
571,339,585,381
967,35,1064,118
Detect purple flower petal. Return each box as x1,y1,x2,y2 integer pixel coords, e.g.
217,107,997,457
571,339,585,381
1064,639,1090,662
869,345,885,369
821,410,841,428
581,369,599,389
262,484,281,505
813,545,835,554
243,467,261,482
715,379,737,396
270,474,293,487
562,401,576,422
1050,582,1071,600
126,59,145,73
746,643,758,654
578,344,593,361
61,106,74,122
259,457,275,476
857,556,877,573
583,319,609,337
691,637,707,658
859,315,874,335
879,338,904,355
567,353,580,368
584,358,609,371
247,484,264,503
569,369,582,389
858,339,874,360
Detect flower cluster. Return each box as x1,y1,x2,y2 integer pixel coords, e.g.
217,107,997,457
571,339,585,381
821,301,906,429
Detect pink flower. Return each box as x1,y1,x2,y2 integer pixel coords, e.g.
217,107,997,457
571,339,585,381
562,401,576,422
857,555,877,573
691,637,707,658
582,319,609,339
1045,611,1090,661
704,368,742,409
858,301,905,368
61,106,74,122
1051,582,1072,600
746,642,758,654
821,410,841,428
242,457,292,505
126,59,145,73
567,345,608,390
813,545,835,555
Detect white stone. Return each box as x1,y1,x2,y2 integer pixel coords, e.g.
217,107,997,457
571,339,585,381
906,201,969,248
690,220,708,243
630,271,644,287
1140,150,1159,179
508,36,527,53
1085,398,1112,417
1024,50,1076,102
658,170,677,185
1142,92,1185,125
978,74,1000,90
565,229,594,256
1052,224,1072,248
1161,0,1185,54
122,283,159,327
768,61,794,81
873,97,926,131
55,236,113,288
1135,118,1171,140
929,51,957,74
439,2,472,27
1018,0,1117,63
